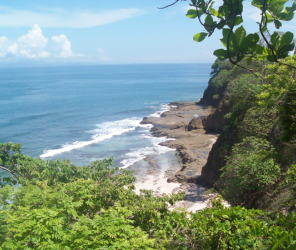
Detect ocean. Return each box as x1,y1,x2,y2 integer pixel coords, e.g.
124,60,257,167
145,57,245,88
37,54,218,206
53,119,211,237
0,63,211,168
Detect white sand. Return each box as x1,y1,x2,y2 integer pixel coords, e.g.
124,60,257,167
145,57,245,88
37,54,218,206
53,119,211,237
132,154,216,212
134,158,182,196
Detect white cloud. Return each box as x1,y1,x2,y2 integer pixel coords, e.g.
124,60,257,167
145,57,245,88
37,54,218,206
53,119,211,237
0,36,9,56
0,25,50,58
0,7,145,28
0,25,84,59
97,48,113,61
17,24,49,58
242,1,261,22
52,35,74,58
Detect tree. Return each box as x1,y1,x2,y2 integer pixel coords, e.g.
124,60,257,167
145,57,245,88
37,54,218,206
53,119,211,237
160,0,296,68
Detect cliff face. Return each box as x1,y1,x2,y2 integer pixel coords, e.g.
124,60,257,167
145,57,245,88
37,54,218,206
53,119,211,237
195,65,234,185
203,93,230,134
194,59,296,211
197,84,234,186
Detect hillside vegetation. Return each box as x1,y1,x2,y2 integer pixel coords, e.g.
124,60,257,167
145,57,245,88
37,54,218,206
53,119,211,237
1,56,296,249
199,55,296,213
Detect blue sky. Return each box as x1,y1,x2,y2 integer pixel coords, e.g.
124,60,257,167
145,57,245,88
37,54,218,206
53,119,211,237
0,0,295,66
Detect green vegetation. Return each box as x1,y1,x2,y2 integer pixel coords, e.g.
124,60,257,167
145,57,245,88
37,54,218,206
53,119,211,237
218,137,281,206
184,0,296,67
203,55,296,211
0,139,296,249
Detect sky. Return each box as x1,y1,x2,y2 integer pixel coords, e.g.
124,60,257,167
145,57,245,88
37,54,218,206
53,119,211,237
0,0,296,66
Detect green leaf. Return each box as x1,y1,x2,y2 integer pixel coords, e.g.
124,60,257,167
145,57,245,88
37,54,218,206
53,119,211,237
278,12,287,20
251,0,264,9
292,1,296,11
234,16,243,26
235,26,246,47
222,5,230,18
198,8,204,17
238,1,244,13
205,14,214,26
220,28,230,47
229,32,238,51
193,32,208,42
271,32,280,46
240,33,259,53
284,10,294,21
269,0,288,15
208,2,214,10
191,0,197,5
271,234,291,250
217,21,226,30
210,8,219,17
280,31,294,46
280,43,295,53
213,49,228,59
274,19,282,29
255,44,268,55
186,9,198,19
277,6,294,21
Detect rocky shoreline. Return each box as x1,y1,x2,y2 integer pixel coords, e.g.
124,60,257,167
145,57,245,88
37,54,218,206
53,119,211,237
128,101,224,212
141,101,216,184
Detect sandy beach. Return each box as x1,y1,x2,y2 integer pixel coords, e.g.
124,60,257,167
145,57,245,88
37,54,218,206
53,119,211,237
127,101,221,212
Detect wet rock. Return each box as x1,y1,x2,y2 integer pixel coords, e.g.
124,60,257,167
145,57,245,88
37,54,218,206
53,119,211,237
140,117,150,124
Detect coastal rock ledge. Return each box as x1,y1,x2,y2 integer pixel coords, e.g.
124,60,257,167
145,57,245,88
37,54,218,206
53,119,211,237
140,101,216,184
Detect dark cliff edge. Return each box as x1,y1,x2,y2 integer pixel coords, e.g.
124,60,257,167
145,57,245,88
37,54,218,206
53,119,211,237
196,90,232,186
194,62,234,186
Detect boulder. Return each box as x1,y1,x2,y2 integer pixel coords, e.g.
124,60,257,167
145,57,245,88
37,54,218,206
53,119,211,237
187,117,204,131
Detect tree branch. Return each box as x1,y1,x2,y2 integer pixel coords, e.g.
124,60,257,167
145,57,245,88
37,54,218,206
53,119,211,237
259,0,277,62
0,165,19,181
1,147,25,179
158,0,183,9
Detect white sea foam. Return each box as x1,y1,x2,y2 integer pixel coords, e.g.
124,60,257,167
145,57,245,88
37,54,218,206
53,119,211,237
40,117,143,158
149,103,170,118
40,104,173,160
139,124,153,129
120,135,176,169
120,104,177,168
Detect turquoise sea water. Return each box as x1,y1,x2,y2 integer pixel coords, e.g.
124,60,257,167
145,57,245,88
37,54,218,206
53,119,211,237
0,64,211,167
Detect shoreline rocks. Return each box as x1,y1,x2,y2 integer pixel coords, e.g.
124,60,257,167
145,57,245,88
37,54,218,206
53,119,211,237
128,101,231,212
141,101,216,184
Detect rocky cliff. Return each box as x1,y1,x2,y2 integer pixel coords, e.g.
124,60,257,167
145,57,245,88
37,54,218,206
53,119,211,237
193,59,296,211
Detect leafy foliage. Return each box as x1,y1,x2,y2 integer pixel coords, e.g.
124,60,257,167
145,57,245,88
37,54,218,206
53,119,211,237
217,137,281,206
156,203,296,249
238,106,277,139
187,0,296,66
0,143,186,249
257,55,296,142
161,0,296,68
1,142,296,249
0,142,124,187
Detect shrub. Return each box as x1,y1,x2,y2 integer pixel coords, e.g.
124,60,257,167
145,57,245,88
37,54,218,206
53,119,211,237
217,137,281,206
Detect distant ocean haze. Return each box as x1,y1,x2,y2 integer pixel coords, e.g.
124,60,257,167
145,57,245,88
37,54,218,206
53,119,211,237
0,64,211,167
